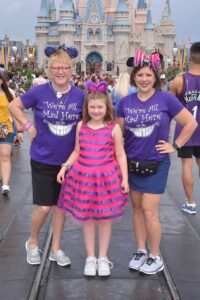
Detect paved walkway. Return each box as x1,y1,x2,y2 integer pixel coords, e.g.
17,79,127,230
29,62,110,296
0,113,199,300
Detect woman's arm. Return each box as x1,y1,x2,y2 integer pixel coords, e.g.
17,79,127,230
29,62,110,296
8,97,36,141
113,124,129,193
115,117,125,135
155,108,197,153
57,121,81,183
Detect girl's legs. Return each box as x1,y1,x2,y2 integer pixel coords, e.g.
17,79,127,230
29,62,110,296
83,222,96,257
98,221,112,258
0,143,12,187
130,190,147,251
51,207,65,252
83,222,96,276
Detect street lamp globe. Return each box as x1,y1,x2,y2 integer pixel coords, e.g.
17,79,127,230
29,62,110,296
12,46,18,55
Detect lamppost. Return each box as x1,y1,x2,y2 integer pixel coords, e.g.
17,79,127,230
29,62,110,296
172,44,178,68
11,45,18,67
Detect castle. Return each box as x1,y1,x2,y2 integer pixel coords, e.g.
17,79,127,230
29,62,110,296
35,0,175,74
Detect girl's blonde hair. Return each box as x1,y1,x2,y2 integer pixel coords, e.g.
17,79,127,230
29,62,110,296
82,92,114,125
114,72,130,99
46,50,74,78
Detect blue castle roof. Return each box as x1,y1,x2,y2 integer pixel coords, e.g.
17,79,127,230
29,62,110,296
84,0,104,22
116,0,129,13
144,9,154,30
38,0,50,17
137,0,147,10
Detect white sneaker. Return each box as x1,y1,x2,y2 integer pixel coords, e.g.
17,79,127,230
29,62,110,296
84,256,97,276
2,185,10,195
129,251,148,270
25,241,42,265
97,257,113,276
49,249,71,266
139,256,164,275
181,202,196,215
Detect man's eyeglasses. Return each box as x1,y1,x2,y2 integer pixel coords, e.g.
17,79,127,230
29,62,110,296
50,66,71,72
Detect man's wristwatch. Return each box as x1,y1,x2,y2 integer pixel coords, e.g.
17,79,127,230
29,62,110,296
172,142,180,150
61,163,71,170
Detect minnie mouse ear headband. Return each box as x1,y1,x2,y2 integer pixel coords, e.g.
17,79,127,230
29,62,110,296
126,50,162,71
44,44,78,59
85,80,108,94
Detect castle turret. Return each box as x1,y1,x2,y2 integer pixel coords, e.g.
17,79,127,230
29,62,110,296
58,0,76,45
135,0,148,33
159,0,175,63
113,0,130,72
143,8,155,53
49,0,56,21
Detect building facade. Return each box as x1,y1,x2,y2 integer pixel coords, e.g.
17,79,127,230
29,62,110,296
35,0,176,74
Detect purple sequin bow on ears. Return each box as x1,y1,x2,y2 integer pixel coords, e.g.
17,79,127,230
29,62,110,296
134,50,161,70
44,44,78,59
85,81,108,94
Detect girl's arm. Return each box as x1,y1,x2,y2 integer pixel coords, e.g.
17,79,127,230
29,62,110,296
57,121,81,183
113,124,129,193
115,117,125,135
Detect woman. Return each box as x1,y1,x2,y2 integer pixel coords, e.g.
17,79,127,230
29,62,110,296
111,72,137,112
0,73,15,194
8,45,85,266
116,51,197,275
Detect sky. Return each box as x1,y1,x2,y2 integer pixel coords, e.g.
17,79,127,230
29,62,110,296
0,0,199,44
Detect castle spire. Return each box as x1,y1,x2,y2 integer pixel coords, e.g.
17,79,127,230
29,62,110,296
165,0,171,18
38,0,50,17
144,8,154,30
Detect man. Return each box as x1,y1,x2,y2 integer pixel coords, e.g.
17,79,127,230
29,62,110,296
170,42,200,215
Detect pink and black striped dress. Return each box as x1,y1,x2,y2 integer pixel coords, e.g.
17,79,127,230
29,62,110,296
57,122,128,222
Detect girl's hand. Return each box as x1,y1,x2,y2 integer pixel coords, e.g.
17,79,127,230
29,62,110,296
27,125,37,142
16,132,24,143
155,140,176,153
57,167,67,183
121,179,130,193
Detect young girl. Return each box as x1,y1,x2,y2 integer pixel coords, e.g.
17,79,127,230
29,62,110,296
57,81,129,277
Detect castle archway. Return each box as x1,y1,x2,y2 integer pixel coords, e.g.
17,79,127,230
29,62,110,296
86,52,103,75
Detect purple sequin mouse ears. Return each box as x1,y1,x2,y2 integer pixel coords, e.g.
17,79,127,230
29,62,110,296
85,81,108,94
126,50,163,71
44,44,78,59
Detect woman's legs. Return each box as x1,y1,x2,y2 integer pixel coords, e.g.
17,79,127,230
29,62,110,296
28,206,52,247
130,190,147,251
142,193,161,256
98,221,112,258
83,222,96,257
0,143,12,186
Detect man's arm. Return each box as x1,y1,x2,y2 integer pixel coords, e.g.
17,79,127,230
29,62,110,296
169,75,184,97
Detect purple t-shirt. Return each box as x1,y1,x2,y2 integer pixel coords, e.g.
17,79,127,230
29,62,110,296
116,90,184,161
174,73,200,146
20,83,85,165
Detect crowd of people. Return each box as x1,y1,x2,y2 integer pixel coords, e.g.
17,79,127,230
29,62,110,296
0,42,199,277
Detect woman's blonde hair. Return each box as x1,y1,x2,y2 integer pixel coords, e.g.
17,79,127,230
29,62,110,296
82,92,114,125
114,72,130,99
46,50,74,78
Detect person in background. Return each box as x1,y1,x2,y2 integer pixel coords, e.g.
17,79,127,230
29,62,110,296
111,72,137,112
116,50,197,275
170,42,200,215
8,44,85,267
0,74,15,194
57,81,129,277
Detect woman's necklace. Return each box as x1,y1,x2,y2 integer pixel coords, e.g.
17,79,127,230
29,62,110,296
49,82,71,105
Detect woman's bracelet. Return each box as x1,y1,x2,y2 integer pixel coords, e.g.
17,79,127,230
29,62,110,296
61,163,71,170
23,121,32,131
